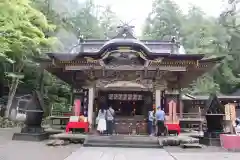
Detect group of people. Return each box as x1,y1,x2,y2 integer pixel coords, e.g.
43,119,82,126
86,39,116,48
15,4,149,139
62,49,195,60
95,105,166,136
148,106,166,136
96,106,115,135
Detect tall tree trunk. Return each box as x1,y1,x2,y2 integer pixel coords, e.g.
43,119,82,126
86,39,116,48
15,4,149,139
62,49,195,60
5,79,19,119
39,68,44,94
5,64,24,119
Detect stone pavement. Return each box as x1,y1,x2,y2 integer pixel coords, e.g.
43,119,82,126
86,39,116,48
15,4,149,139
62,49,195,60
64,147,240,160
1,128,240,160
0,128,79,160
171,152,240,160
64,147,174,160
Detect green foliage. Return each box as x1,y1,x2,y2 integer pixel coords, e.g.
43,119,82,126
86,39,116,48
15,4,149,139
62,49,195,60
143,0,183,40
0,0,56,60
143,0,240,95
0,0,120,113
5,0,240,113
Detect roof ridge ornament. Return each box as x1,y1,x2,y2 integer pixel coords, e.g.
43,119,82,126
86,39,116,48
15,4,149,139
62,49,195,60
114,21,136,39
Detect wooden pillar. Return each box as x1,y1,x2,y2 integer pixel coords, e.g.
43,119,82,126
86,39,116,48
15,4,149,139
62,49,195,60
179,100,183,118
154,79,167,109
155,89,161,108
70,86,73,106
177,73,181,118
87,87,95,129
199,121,203,132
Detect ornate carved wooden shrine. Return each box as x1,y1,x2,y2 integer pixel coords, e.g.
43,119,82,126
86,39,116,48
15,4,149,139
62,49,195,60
36,25,224,134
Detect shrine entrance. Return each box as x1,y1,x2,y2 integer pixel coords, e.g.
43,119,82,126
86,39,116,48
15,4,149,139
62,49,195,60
97,90,153,134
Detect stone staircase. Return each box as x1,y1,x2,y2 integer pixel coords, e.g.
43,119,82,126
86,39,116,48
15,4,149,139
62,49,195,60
83,135,163,148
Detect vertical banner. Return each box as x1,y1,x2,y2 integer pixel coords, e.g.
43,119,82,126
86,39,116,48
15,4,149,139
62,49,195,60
74,99,81,116
161,90,165,110
82,89,89,117
73,88,89,117
168,100,173,123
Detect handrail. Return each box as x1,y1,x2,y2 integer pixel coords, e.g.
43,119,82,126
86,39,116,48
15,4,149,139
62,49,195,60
50,103,72,116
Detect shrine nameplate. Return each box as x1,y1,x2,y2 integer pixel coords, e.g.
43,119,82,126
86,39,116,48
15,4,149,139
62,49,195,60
105,65,144,70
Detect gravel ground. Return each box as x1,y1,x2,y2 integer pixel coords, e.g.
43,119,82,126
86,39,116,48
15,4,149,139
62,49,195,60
0,128,79,160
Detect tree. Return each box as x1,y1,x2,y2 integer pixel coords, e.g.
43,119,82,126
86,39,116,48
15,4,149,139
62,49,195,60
213,0,240,93
142,0,184,40
0,0,57,118
99,6,119,39
29,0,120,114
142,0,233,95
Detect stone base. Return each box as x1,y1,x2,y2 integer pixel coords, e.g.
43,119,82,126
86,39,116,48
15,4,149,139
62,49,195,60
180,143,203,149
83,135,162,148
12,132,49,141
199,137,221,146
160,136,199,146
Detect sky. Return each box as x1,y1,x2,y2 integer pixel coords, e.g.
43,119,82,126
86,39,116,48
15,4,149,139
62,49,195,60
93,0,224,35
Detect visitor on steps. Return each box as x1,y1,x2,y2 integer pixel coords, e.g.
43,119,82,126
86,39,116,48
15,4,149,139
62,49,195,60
155,106,165,136
148,109,155,136
106,106,115,135
97,108,107,135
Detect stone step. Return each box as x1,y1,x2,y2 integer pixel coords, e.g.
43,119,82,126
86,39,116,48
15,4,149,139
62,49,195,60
86,139,158,144
83,142,163,148
86,135,158,145
180,143,203,149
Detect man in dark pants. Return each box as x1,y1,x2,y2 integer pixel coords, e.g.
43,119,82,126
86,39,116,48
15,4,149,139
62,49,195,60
155,106,165,136
106,106,115,135
148,109,155,136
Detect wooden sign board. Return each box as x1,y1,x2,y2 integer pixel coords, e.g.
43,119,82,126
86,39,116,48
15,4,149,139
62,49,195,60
225,103,236,126
166,100,179,124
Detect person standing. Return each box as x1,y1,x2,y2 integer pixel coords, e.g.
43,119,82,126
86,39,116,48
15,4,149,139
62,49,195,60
148,109,155,136
106,106,115,135
97,108,107,135
155,106,165,136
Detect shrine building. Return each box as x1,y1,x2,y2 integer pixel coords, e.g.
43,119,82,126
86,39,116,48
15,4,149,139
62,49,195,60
37,25,224,134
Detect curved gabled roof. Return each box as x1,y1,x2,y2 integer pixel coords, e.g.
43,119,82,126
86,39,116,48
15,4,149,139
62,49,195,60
42,25,223,62
99,38,151,54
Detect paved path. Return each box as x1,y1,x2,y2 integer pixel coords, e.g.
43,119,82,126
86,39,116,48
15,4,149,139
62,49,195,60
1,128,240,160
171,152,240,160
0,128,79,160
64,147,240,160
64,147,174,160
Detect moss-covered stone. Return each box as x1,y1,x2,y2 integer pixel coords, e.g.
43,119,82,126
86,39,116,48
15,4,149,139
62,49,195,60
160,136,199,146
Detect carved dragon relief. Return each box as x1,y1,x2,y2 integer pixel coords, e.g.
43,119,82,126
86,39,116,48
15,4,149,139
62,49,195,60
83,47,150,69
77,47,168,71
96,79,153,89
